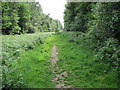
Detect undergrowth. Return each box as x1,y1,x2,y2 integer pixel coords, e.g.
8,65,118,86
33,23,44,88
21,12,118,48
2,33,54,88
2,32,119,88
55,32,118,88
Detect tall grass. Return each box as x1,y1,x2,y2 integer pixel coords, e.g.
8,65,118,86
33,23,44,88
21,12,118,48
2,32,118,88
55,32,118,88
2,33,54,88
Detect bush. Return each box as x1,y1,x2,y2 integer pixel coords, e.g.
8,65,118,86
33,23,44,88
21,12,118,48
96,38,120,71
2,32,54,88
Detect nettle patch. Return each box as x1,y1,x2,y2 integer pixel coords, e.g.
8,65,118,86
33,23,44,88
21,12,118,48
2,32,54,88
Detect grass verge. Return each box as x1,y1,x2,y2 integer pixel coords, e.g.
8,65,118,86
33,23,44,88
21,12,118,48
3,35,55,88
54,32,118,88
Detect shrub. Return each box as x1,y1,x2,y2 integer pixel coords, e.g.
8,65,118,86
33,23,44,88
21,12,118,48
2,32,54,88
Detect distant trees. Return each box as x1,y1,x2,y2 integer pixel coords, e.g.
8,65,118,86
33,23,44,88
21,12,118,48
2,2,63,35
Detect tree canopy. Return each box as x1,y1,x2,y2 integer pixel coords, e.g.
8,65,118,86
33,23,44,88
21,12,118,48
64,2,120,42
2,2,63,35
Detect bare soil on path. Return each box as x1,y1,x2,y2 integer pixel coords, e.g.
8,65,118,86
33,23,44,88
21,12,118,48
50,44,71,88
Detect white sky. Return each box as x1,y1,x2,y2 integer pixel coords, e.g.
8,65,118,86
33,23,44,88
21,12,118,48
36,0,67,27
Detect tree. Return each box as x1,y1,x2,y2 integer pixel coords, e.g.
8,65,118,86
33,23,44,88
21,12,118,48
64,2,92,32
2,2,62,34
87,2,120,42
18,2,31,34
2,2,21,34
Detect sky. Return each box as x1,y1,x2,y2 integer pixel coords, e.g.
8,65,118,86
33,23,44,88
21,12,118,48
36,0,67,27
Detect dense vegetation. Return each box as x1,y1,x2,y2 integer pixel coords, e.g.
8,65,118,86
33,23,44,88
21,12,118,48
2,32,119,88
2,2,62,35
2,33,55,88
64,2,120,87
1,1,119,89
1,1,62,88
55,32,118,88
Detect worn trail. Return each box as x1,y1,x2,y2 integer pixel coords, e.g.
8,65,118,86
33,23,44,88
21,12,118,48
50,44,70,88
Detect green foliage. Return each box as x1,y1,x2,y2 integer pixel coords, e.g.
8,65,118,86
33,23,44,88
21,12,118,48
64,2,120,41
18,2,31,33
2,1,120,88
96,38,120,71
29,2,43,32
55,32,118,88
64,2,77,31
3,36,54,88
2,32,54,88
64,3,120,83
2,2,63,34
2,2,21,34
2,31,119,88
64,2,93,32
87,2,120,43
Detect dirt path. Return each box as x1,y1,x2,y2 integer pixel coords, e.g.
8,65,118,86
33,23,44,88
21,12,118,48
50,44,71,88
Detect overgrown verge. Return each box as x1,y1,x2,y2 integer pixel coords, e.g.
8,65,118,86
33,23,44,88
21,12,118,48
55,32,119,88
2,32,54,88
64,2,120,88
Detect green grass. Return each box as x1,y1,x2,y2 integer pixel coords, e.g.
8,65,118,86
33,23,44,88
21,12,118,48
2,33,53,88
2,32,118,88
53,32,118,88
2,32,54,64
2,34,55,88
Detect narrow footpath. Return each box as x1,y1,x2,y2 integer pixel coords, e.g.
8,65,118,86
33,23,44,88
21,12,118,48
50,44,71,88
